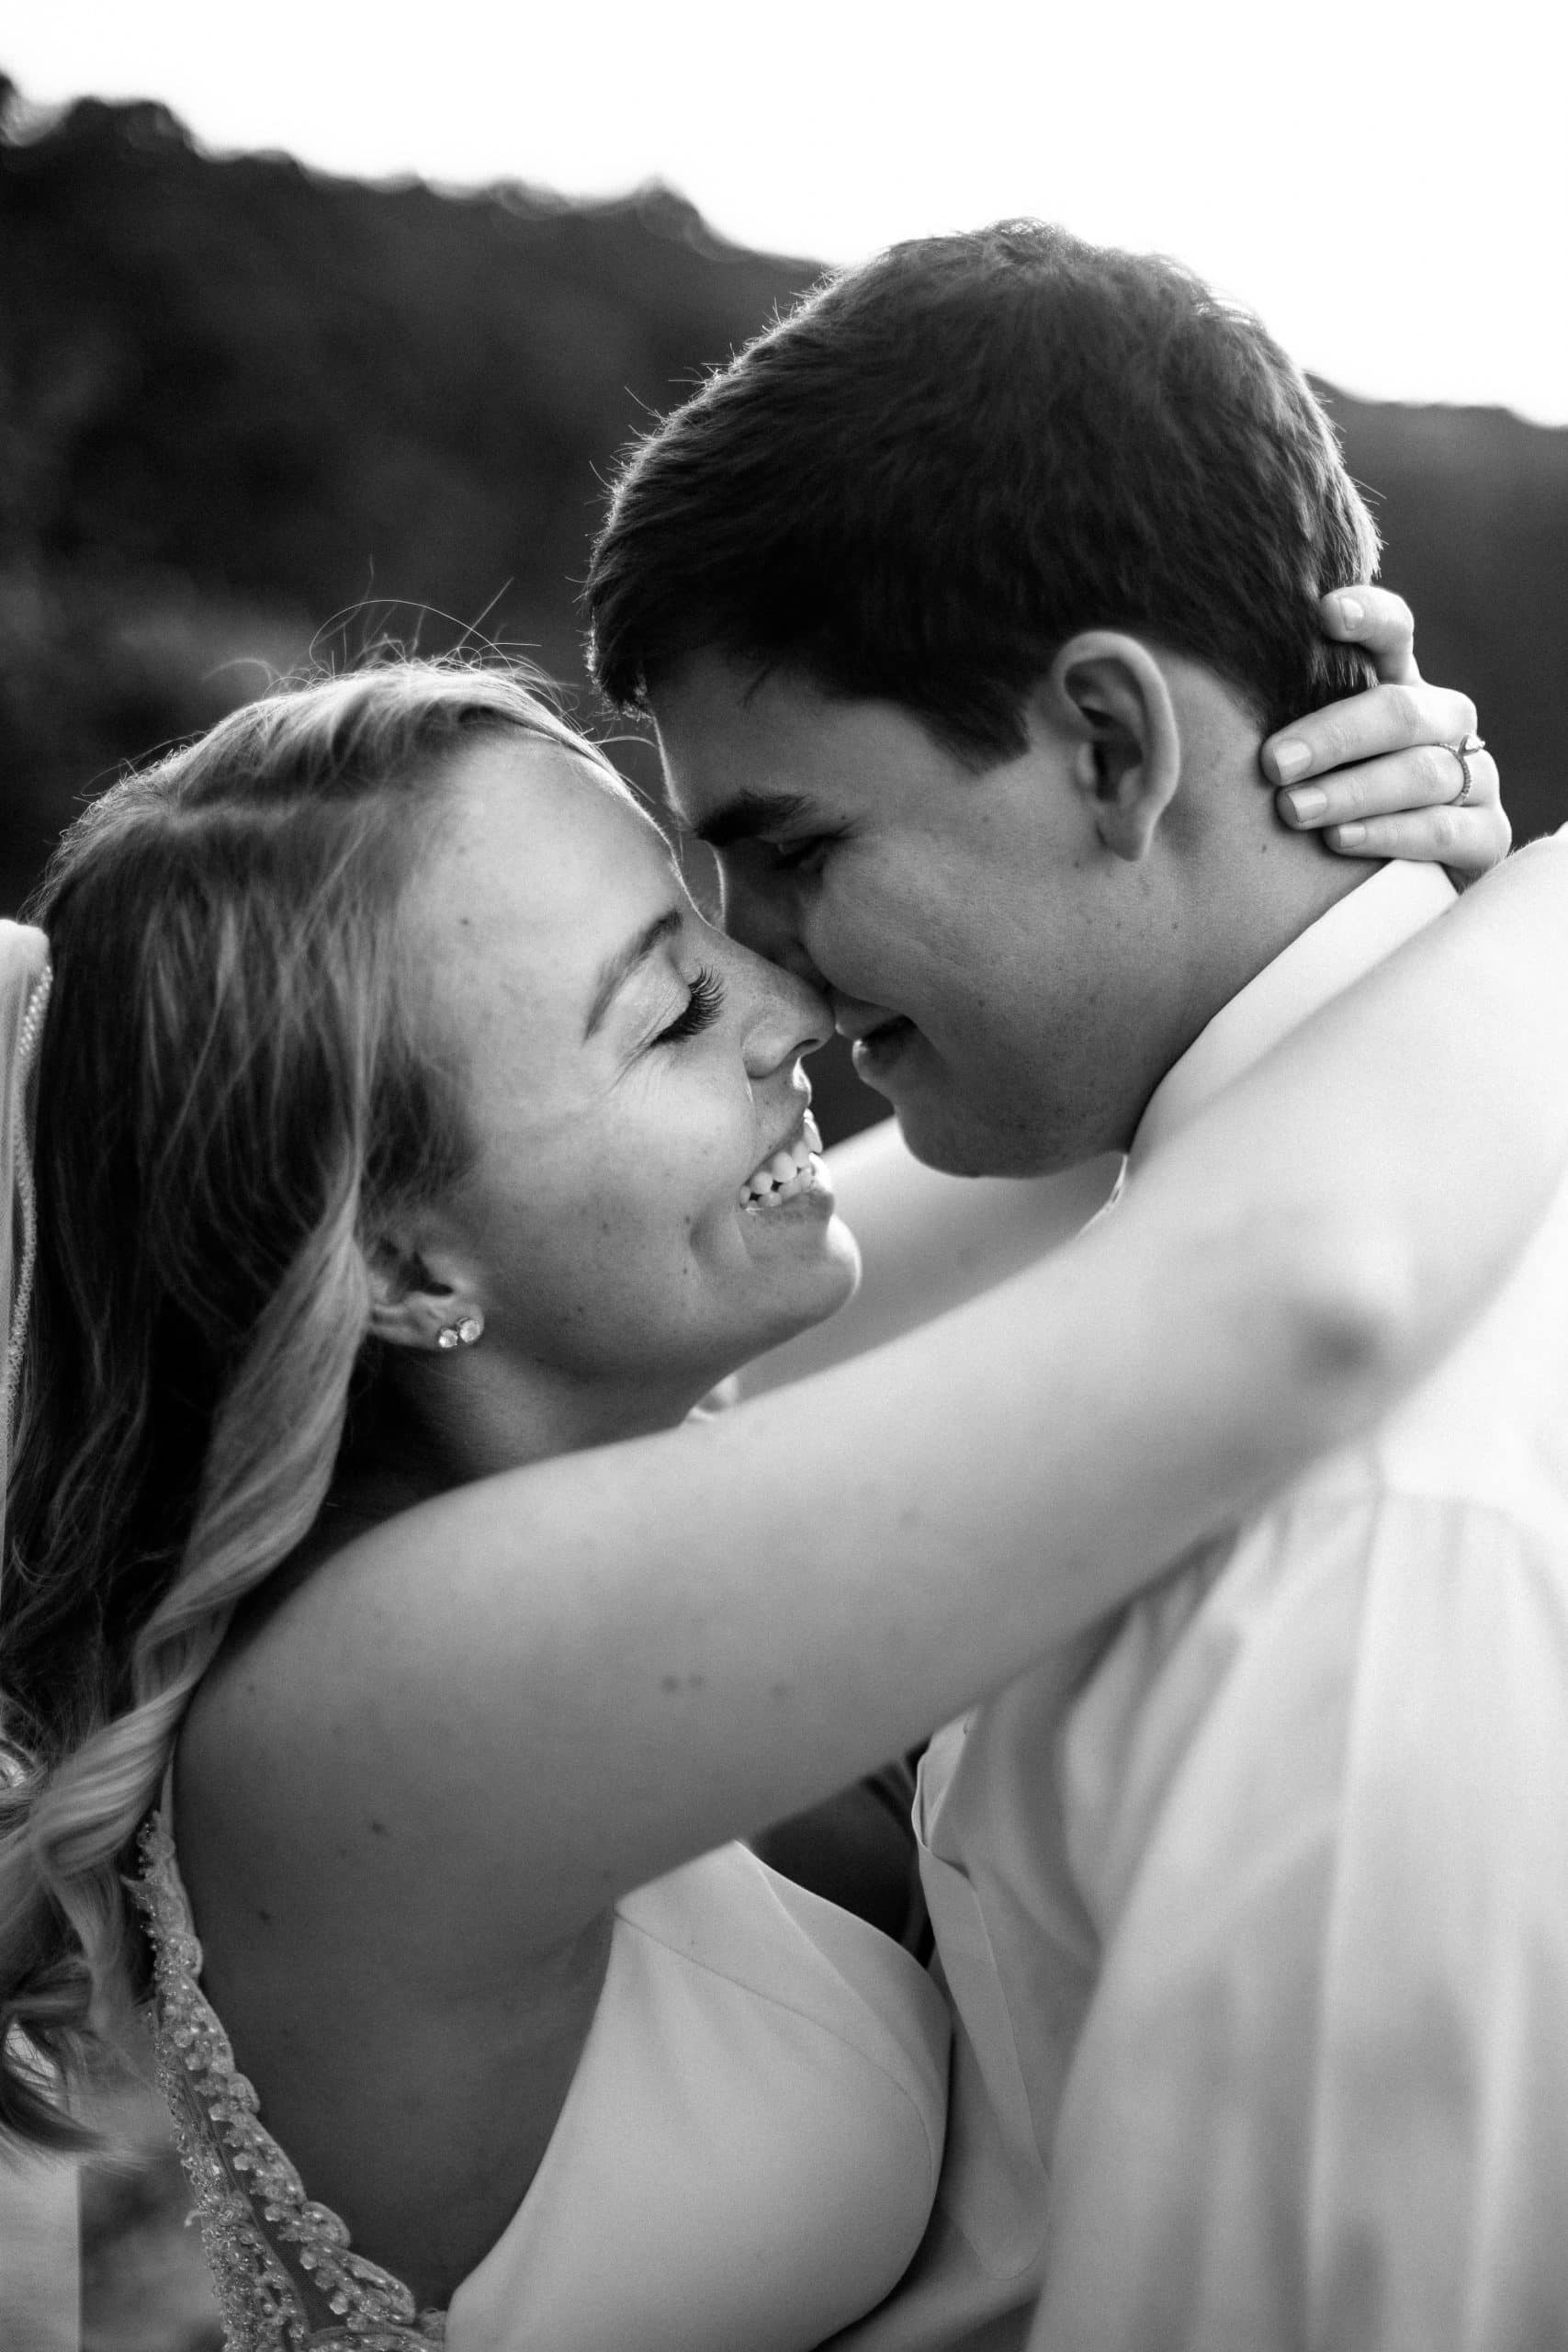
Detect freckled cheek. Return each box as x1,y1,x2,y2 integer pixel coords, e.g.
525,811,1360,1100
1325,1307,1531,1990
585,1137,747,1260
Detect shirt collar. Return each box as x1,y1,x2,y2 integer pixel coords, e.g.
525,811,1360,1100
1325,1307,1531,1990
1129,862,1459,1174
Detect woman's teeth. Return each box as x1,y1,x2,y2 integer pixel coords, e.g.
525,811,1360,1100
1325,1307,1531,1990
739,1117,823,1212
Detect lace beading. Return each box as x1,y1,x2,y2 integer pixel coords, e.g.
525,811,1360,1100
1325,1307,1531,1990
131,1812,446,2351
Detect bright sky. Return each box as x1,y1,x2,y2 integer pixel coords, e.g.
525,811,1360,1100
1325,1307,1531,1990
12,0,1568,423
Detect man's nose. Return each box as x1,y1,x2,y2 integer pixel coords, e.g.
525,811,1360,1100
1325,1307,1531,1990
722,867,829,993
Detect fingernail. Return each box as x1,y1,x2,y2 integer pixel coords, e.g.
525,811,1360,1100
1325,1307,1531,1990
1272,739,1311,783
1284,785,1327,824
1333,820,1368,849
1336,594,1365,630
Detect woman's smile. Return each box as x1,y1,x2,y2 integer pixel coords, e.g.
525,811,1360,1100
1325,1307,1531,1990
739,1108,829,1214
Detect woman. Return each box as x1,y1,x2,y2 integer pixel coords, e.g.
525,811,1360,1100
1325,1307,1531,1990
0,656,1559,2352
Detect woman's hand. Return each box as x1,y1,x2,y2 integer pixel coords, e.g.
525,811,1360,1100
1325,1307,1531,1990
1263,587,1508,879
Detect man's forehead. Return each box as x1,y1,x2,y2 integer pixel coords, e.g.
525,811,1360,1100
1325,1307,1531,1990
653,650,942,834
656,696,842,841
657,662,797,779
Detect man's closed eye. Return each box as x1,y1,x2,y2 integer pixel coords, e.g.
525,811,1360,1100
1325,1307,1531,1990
766,834,839,876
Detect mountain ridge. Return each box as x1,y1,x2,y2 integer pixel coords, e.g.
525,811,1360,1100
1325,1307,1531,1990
3,74,1563,922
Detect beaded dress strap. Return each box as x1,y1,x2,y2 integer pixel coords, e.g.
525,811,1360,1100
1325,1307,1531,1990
131,1804,446,2351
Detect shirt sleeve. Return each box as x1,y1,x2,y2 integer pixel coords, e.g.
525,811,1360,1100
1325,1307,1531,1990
1026,1490,1568,2352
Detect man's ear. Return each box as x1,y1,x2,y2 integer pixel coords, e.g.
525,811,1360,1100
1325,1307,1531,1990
1041,632,1182,863
366,1227,486,1353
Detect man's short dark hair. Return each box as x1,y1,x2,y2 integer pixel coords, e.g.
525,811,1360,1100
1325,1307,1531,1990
586,221,1381,760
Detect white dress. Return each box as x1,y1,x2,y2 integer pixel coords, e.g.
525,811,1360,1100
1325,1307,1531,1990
134,1810,949,2351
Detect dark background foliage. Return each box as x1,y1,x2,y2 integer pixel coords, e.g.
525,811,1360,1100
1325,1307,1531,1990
0,81,819,889
2,75,1565,1145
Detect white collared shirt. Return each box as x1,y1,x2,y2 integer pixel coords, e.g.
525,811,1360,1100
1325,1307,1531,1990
1040,863,1568,2349
834,861,1568,2352
1127,856,1457,1169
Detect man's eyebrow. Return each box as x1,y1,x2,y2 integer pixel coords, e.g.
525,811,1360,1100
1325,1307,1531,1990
692,790,822,852
583,906,684,1041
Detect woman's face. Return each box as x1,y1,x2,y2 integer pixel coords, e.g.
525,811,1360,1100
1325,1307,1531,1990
404,731,860,1421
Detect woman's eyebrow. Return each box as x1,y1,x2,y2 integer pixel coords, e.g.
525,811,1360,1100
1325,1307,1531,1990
583,907,684,1041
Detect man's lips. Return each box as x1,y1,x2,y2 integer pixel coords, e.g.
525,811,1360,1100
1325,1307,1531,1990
833,1005,908,1046
849,1018,919,1088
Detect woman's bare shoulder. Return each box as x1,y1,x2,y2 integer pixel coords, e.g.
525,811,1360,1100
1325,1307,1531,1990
172,1496,532,1986
173,1505,594,2022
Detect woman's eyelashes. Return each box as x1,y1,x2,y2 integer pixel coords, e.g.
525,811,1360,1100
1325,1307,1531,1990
651,966,726,1046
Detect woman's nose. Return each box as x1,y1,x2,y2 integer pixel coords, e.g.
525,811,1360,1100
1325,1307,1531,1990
734,945,832,1075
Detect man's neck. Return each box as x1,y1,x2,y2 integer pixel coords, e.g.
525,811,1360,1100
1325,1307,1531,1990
1129,856,1458,1175
1146,689,1384,1113
1175,847,1377,1069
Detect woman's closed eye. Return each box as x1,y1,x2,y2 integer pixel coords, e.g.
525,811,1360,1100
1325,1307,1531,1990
652,966,726,1046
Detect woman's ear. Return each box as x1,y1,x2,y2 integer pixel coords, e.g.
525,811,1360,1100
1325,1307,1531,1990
366,1229,487,1353
1043,631,1183,863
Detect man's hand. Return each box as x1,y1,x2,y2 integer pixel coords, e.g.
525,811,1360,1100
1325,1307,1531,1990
1263,587,1508,880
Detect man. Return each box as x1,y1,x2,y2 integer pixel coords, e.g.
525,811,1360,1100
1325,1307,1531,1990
584,224,1554,2349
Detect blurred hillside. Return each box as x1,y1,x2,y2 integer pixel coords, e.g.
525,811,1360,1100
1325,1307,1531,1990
0,79,822,884
3,76,1565,947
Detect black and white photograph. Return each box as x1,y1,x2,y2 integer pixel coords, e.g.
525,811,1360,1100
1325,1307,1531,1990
1,4,1565,2346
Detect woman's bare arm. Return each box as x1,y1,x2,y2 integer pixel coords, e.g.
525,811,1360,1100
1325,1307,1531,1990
213,834,1568,1971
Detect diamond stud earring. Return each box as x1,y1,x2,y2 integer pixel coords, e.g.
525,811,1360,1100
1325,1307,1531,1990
436,1312,484,1351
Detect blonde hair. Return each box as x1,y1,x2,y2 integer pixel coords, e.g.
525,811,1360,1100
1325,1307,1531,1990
0,659,603,2144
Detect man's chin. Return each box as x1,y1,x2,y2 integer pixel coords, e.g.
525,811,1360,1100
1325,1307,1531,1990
884,1098,1033,1180
856,1028,1107,1177
878,1078,1090,1181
